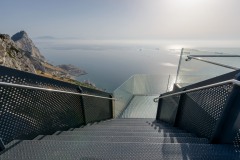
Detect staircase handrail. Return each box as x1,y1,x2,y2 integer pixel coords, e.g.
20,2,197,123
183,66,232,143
153,79,240,102
0,81,116,100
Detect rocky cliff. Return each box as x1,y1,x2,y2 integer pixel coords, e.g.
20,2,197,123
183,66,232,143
0,34,36,73
12,31,45,61
0,31,87,80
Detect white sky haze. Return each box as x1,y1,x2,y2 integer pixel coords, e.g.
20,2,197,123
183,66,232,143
1,0,240,91
0,0,240,41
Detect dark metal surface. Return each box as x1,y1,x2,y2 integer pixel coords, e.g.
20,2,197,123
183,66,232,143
40,135,209,144
1,140,239,160
0,66,78,92
80,125,176,129
0,64,239,159
90,122,165,126
157,70,240,150
96,119,158,125
59,131,195,137
211,75,240,147
1,119,238,159
80,87,113,123
0,139,5,151
175,84,233,140
82,96,112,123
0,85,84,144
0,66,113,145
73,127,187,133
85,124,179,132
156,95,180,125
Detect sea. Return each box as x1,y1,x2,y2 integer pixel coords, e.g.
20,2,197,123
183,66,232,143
35,39,240,92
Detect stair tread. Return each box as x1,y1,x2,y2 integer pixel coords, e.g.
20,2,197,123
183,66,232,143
112,118,155,120
92,123,165,127
1,118,238,159
79,125,180,129
105,120,157,123
58,131,196,137
1,140,238,160
73,128,187,133
40,135,209,144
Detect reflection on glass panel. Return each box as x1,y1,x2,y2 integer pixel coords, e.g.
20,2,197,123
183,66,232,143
113,75,171,118
176,48,240,86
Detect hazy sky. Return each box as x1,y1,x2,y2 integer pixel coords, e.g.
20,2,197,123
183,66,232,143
0,0,240,40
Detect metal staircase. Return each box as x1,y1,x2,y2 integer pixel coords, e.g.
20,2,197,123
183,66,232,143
0,65,240,159
1,119,239,159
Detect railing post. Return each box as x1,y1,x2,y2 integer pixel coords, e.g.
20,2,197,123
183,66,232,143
78,86,87,125
211,73,240,144
156,96,163,120
0,138,5,151
173,93,187,127
156,87,186,124
110,94,114,119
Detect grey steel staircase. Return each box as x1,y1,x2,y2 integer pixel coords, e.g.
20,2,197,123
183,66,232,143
0,66,240,159
0,118,239,159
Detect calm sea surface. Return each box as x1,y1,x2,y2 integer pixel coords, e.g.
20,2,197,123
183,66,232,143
36,39,240,92
38,43,178,91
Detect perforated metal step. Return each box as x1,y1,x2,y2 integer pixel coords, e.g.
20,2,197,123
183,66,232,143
96,119,169,126
58,131,196,137
76,120,182,133
98,120,154,123
88,123,171,128
110,118,156,123
113,118,155,120
79,124,174,129
87,120,169,124
79,124,175,128
39,135,209,144
84,125,176,131
72,128,187,133
1,140,238,160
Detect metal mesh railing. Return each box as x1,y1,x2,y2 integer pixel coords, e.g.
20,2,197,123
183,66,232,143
81,87,113,123
0,66,113,145
0,85,84,144
157,95,180,125
175,83,233,139
156,78,240,146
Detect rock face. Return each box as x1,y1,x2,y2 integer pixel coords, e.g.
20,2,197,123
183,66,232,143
0,34,36,73
12,31,45,61
0,31,87,79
